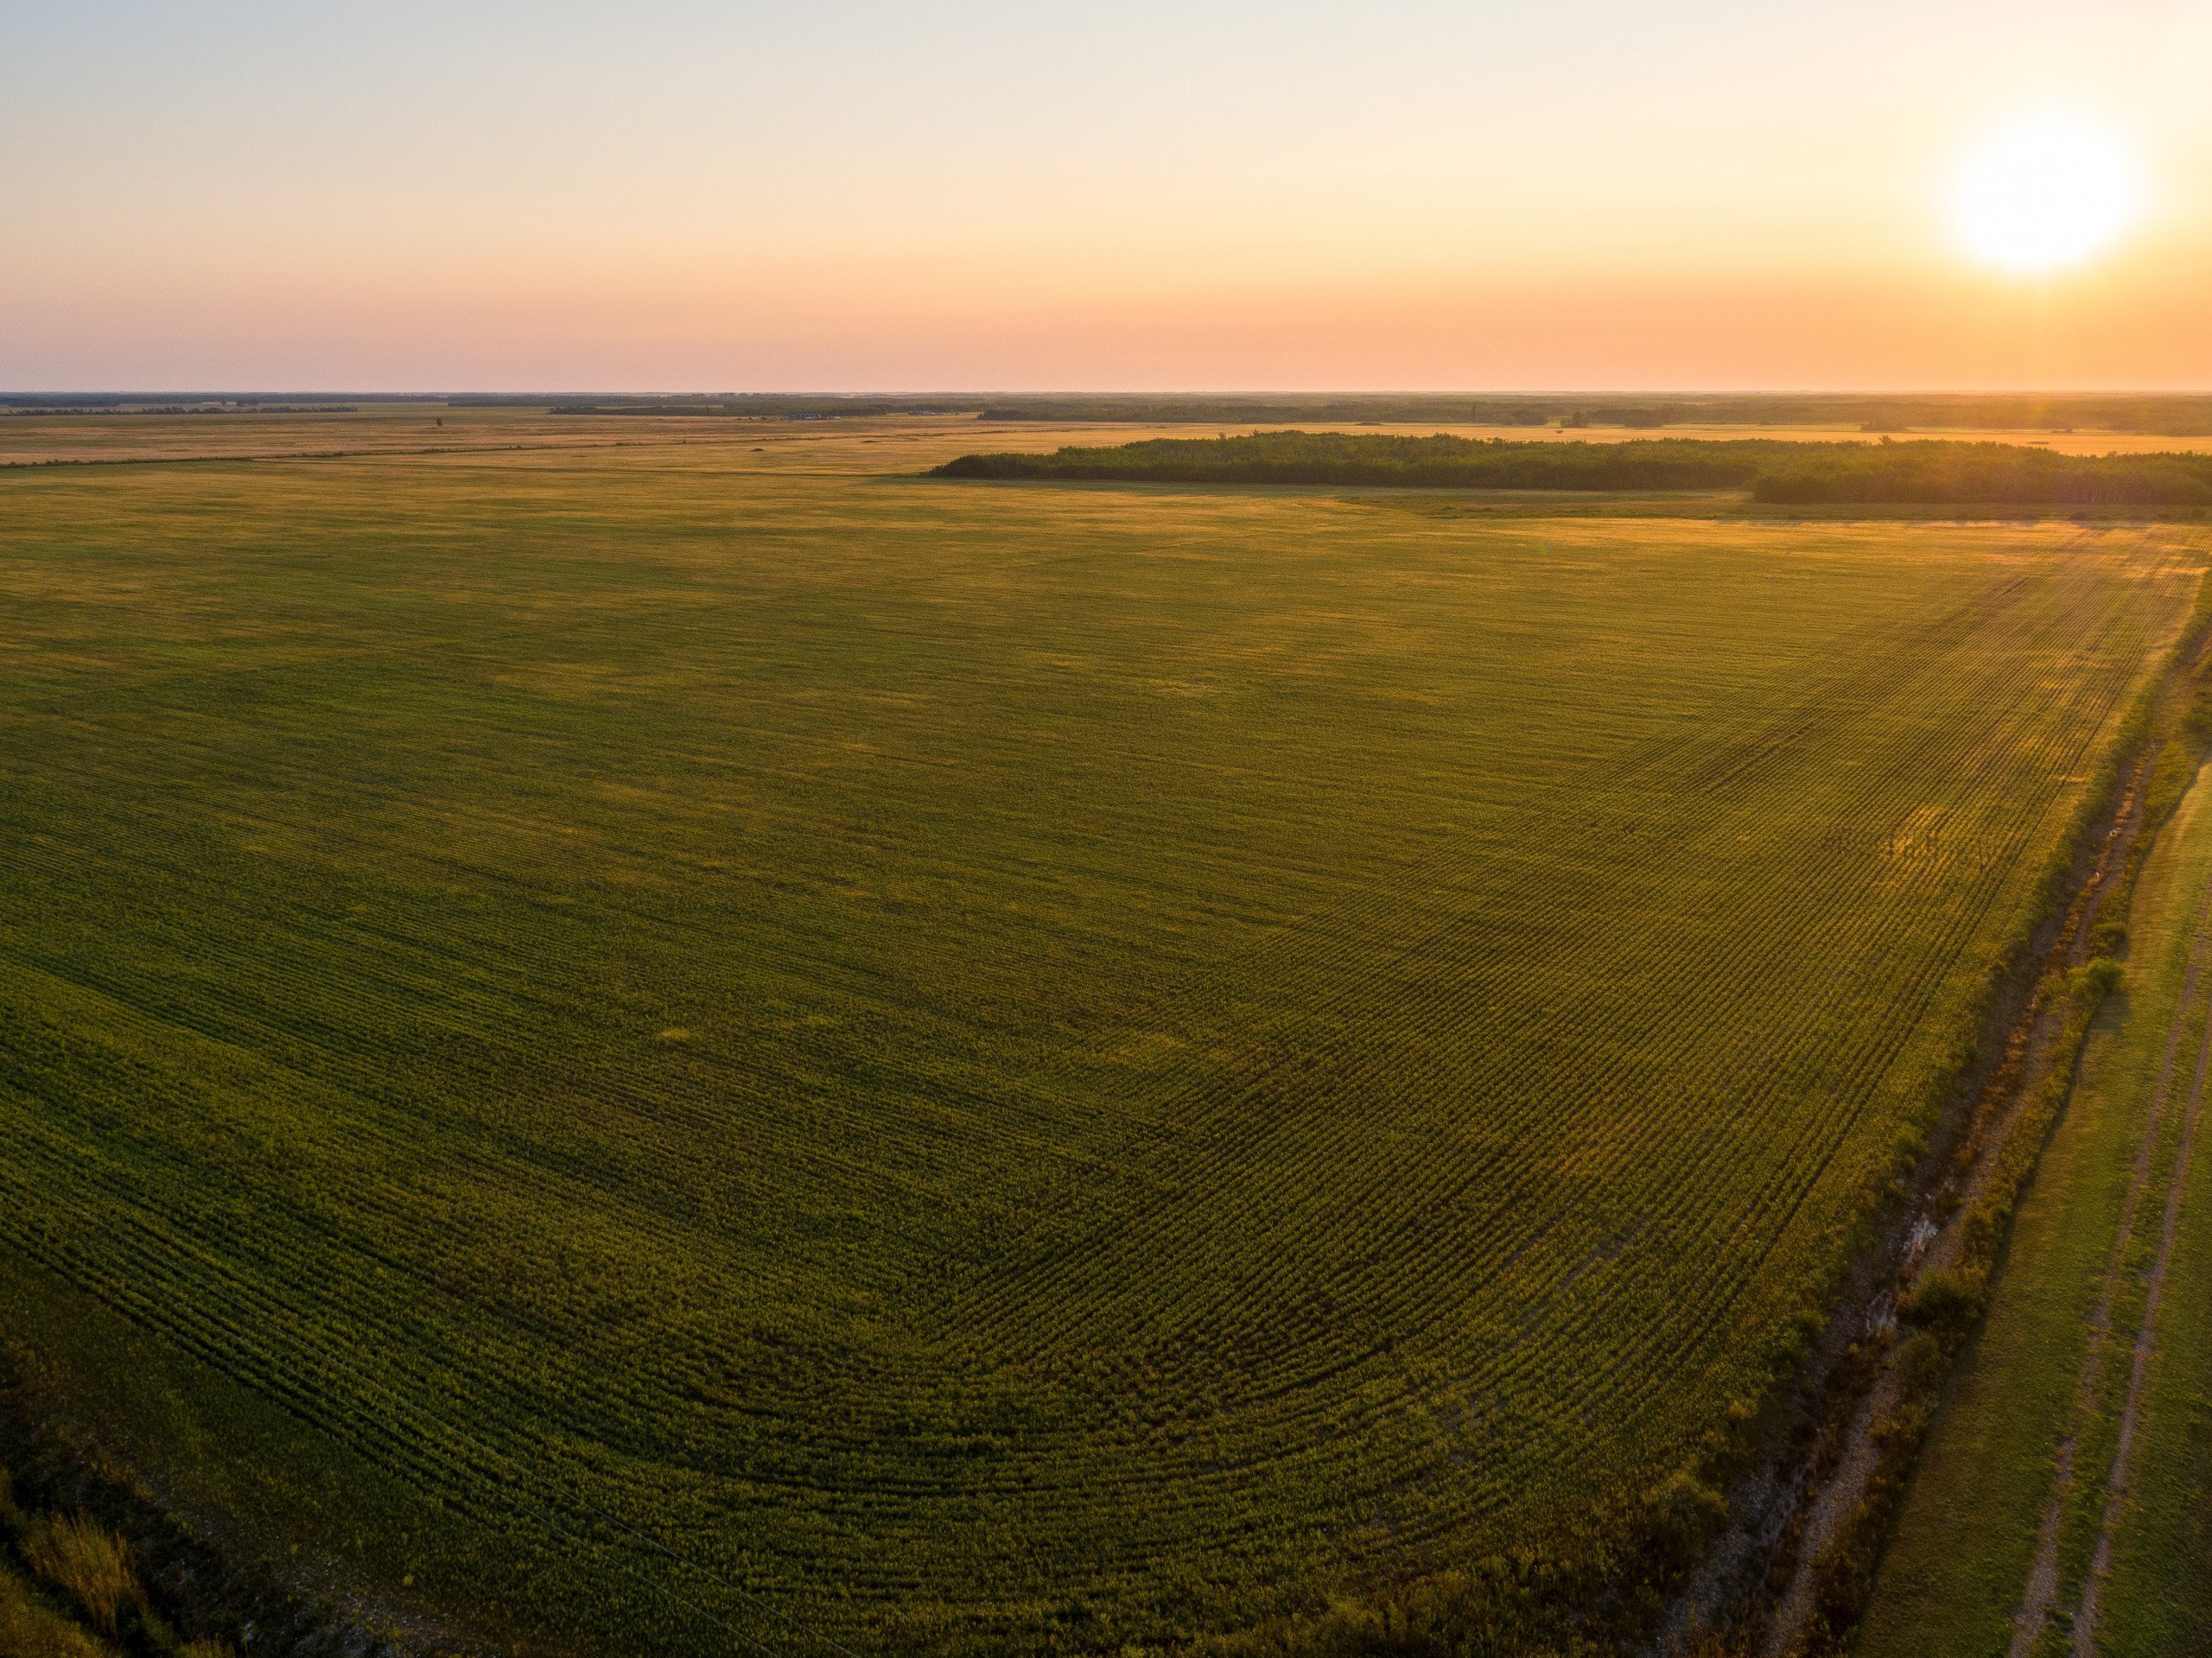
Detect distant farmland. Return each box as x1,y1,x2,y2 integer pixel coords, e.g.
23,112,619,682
0,419,2204,1655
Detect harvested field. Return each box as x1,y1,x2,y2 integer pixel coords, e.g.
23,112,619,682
0,418,2203,1654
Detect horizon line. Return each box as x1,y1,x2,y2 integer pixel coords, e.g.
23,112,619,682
10,387,2212,402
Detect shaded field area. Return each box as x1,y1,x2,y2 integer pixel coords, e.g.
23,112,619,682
936,430,2212,506
0,428,2203,1655
1865,756,2212,1658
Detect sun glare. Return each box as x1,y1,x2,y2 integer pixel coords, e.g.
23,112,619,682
1951,114,2143,275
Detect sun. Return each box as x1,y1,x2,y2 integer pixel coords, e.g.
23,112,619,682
1950,114,2143,274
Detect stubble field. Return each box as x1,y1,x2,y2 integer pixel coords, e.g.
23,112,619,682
0,415,2202,1655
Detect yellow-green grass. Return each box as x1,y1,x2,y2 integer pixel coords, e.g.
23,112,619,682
0,428,2202,1655
2099,831,2212,1649
1861,759,2212,1656
0,1553,122,1658
0,1477,231,1658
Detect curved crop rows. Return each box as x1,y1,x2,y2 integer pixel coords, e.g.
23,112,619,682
0,445,2202,1655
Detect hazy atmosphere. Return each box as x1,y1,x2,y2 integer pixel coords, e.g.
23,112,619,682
12,10,2212,1658
8,0,2212,390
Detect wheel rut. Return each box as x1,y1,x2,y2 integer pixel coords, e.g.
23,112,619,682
2067,898,2212,1653
2007,878,2212,1658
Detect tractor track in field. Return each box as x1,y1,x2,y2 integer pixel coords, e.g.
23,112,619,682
2006,868,2212,1656
2068,893,2212,1655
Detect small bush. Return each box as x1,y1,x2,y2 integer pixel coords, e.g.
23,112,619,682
1893,1330,1944,1389
1891,1128,1929,1176
1645,1469,1731,1567
1898,1268,1981,1332
2067,957,2124,1000
2183,682,2212,746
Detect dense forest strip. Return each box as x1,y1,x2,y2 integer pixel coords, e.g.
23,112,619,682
934,430,2212,505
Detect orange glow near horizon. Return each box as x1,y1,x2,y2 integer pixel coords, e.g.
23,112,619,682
4,2,2210,391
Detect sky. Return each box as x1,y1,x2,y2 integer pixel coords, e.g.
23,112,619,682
4,0,2211,392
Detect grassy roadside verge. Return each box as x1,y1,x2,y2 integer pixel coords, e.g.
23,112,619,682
1756,569,2212,1657
2099,1007,2212,1654
1858,767,2212,1653
1859,671,2212,1652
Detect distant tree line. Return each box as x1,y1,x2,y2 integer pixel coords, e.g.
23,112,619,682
0,393,422,410
962,393,2212,435
933,431,2212,505
35,391,2196,432
936,431,1773,488
548,396,978,418
464,391,2212,434
1,401,359,416
1753,441,2212,505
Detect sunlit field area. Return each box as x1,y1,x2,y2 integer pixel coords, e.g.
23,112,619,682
0,415,2205,1655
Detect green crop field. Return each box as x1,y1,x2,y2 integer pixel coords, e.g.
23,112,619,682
0,416,2204,1655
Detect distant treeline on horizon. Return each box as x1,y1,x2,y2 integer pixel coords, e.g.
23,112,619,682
8,391,2212,434
933,430,2212,506
538,391,2212,435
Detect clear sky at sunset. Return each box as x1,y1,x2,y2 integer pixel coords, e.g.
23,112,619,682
5,0,2209,391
